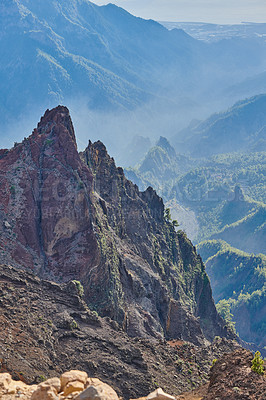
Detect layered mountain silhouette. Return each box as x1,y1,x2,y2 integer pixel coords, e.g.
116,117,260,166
0,0,200,120
2,0,266,145
125,99,266,348
173,94,266,157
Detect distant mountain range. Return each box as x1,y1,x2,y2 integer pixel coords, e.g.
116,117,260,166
160,22,266,42
173,94,266,157
2,1,266,152
128,138,266,252
0,0,199,121
125,99,266,348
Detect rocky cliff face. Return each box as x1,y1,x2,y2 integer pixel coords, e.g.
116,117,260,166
0,106,233,344
0,106,98,282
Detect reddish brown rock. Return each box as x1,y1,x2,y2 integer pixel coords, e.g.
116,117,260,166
0,264,240,399
0,106,98,281
0,106,233,344
203,348,265,400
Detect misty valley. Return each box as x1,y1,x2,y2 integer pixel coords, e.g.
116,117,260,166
0,1,265,399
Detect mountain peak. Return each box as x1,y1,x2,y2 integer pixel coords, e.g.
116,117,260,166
36,105,77,146
0,105,94,280
156,136,176,156
157,136,170,147
0,107,232,345
38,105,70,124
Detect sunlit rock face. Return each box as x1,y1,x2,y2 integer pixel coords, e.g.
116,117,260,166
0,106,98,283
0,106,233,343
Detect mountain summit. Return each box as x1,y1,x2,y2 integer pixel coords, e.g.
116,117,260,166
0,106,234,344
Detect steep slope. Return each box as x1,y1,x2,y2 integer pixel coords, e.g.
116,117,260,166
0,106,232,345
210,202,266,254
173,94,266,157
203,348,265,400
83,141,228,343
197,240,266,347
198,240,266,303
0,0,150,114
0,0,201,127
0,264,241,399
125,137,196,198
0,106,98,281
3,0,266,148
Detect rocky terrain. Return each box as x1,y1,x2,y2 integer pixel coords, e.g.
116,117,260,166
1,105,260,399
0,349,265,399
0,264,240,399
0,370,121,400
204,348,265,400
0,106,233,345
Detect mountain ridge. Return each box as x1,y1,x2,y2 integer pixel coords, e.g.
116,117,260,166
197,239,266,348
173,94,266,156
0,105,233,345
3,0,266,154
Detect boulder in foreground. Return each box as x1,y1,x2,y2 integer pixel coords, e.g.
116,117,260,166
0,371,175,400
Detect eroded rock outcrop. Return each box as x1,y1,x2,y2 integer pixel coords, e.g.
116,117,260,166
0,106,233,343
0,369,184,400
203,348,265,400
0,106,97,282
0,264,240,399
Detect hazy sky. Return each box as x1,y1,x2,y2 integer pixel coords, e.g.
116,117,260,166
92,0,266,24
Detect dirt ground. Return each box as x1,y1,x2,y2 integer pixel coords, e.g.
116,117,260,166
176,384,208,399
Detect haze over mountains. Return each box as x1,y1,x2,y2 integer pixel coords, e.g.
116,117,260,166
0,2,266,397
125,91,266,348
172,94,266,157
2,0,266,159
161,22,266,42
